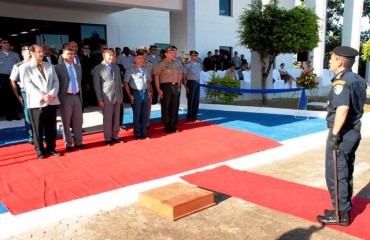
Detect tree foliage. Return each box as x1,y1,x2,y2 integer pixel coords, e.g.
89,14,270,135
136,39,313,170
237,0,320,104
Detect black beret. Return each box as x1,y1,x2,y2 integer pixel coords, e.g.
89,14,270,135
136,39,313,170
207,51,212,54
333,46,359,59
189,50,198,55
165,46,176,52
135,50,144,56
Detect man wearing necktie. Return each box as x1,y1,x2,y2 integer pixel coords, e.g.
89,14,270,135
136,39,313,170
21,44,61,159
93,49,124,145
55,48,85,152
69,41,80,65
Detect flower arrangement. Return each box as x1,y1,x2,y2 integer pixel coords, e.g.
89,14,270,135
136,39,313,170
295,61,319,90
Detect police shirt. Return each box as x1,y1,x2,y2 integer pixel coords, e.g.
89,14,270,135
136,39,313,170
154,59,182,84
183,60,202,81
0,51,21,75
124,65,151,90
326,69,367,125
9,60,27,91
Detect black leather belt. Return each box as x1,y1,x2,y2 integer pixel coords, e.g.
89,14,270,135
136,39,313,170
67,92,79,96
161,82,178,85
131,89,147,92
327,121,361,132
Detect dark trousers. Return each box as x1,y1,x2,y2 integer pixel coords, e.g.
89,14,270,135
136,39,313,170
186,80,200,121
131,89,149,137
29,105,57,155
325,127,361,212
160,83,179,129
0,74,20,118
151,80,159,105
21,92,33,140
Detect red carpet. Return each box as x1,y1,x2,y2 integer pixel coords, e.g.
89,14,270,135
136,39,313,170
0,121,281,215
181,166,370,239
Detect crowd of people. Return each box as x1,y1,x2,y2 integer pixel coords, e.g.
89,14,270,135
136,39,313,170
2,39,251,159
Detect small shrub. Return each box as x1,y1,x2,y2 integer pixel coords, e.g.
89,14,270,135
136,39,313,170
205,74,241,104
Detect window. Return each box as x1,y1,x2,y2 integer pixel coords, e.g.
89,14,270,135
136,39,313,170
219,0,231,16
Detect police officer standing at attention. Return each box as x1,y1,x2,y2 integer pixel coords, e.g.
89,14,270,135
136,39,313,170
183,50,202,122
0,38,21,121
154,46,182,133
317,46,367,226
9,46,33,144
123,50,152,140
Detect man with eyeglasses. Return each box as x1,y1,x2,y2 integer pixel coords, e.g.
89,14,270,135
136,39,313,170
183,51,202,122
0,38,21,121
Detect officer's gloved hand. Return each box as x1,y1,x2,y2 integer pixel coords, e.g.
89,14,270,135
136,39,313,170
329,132,339,151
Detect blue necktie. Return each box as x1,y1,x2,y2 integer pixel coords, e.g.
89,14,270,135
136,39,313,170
68,65,78,94
108,64,113,75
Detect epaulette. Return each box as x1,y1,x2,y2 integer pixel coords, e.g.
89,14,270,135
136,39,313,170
158,59,164,63
16,61,24,67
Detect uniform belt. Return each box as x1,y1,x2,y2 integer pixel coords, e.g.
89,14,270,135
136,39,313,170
67,91,79,96
161,82,178,85
327,121,361,132
187,79,199,82
131,89,147,93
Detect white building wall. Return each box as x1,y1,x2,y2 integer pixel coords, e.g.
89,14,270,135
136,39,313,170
107,9,170,50
194,0,252,62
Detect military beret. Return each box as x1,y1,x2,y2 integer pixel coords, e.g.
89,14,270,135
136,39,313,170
134,50,144,56
22,45,30,51
165,46,176,52
333,46,359,59
189,50,198,55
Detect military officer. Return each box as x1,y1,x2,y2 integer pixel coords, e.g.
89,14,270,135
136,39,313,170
154,46,182,133
183,50,202,122
0,39,21,120
123,51,152,139
9,46,33,144
317,46,367,226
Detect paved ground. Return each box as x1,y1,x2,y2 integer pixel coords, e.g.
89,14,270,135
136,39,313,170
4,109,370,240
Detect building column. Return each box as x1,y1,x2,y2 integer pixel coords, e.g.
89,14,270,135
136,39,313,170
169,0,196,54
342,0,363,73
306,0,328,96
169,0,196,110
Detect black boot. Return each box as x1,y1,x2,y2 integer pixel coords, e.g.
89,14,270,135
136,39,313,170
317,210,351,226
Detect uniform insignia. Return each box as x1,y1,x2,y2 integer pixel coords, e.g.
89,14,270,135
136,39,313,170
16,61,24,67
334,85,343,95
333,80,346,86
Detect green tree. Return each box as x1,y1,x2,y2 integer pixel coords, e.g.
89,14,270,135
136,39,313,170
237,0,320,104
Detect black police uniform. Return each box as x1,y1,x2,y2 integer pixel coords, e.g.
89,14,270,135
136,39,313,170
319,46,367,226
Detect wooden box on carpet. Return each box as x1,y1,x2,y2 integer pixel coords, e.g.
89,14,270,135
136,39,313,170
138,182,215,221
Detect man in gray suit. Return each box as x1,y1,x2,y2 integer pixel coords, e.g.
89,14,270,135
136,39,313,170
55,48,85,152
21,44,61,159
93,49,124,146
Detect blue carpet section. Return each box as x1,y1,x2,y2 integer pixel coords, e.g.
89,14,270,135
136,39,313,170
197,109,327,142
0,202,8,214
0,126,28,147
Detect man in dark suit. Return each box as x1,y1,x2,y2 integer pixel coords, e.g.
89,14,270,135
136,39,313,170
55,48,85,152
80,44,97,106
21,44,61,159
93,49,124,145
42,45,58,65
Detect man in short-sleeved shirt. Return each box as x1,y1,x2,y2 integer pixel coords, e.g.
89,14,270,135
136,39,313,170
154,46,182,133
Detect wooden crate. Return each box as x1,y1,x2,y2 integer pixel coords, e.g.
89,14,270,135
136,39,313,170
138,182,215,221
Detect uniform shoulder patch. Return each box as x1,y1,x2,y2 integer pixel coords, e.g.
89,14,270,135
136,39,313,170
16,61,24,67
332,79,346,86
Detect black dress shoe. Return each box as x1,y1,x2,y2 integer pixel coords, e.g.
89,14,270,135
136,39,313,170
48,150,62,157
66,146,73,152
135,136,141,140
75,144,86,149
324,209,335,216
37,153,45,159
317,210,351,226
106,140,112,146
171,127,179,133
140,135,150,140
112,138,123,143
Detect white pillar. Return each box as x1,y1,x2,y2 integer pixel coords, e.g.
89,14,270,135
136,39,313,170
306,0,328,96
169,0,196,54
169,0,196,109
342,0,364,73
